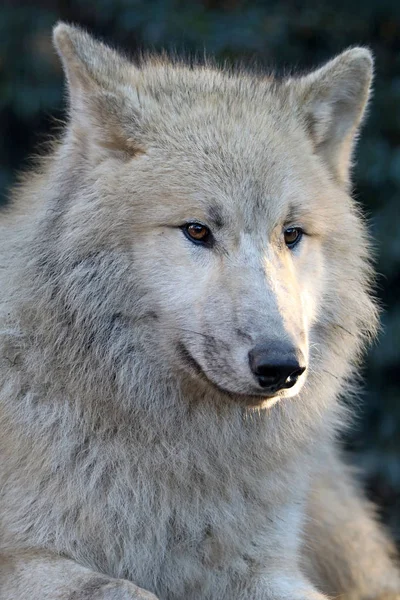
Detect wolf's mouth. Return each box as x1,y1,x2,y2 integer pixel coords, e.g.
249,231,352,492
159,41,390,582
176,341,207,380
176,341,282,403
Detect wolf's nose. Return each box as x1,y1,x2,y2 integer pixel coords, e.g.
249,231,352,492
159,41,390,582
248,343,306,393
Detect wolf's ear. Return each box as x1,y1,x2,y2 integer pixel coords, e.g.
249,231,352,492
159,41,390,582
53,22,134,92
289,48,373,188
53,23,144,157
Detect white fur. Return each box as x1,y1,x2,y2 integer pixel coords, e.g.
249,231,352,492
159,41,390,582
0,23,398,600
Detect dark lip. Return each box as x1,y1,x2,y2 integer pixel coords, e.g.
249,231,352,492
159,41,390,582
176,341,282,404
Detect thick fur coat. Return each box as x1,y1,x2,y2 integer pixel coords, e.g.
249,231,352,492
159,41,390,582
0,23,399,600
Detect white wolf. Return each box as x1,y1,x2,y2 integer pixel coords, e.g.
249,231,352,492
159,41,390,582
0,22,399,600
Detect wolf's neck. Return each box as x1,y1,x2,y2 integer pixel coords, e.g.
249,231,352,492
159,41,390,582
4,367,314,494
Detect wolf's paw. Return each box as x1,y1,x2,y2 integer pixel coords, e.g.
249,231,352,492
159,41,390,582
73,577,159,600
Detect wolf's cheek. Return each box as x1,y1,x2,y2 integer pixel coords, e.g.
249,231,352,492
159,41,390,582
296,240,326,330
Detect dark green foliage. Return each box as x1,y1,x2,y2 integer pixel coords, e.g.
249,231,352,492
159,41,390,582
1,0,399,539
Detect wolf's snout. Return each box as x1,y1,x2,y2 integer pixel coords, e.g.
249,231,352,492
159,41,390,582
248,343,306,393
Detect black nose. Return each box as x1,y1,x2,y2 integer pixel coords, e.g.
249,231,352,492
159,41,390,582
248,342,306,393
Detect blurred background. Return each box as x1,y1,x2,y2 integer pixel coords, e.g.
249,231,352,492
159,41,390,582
1,0,399,541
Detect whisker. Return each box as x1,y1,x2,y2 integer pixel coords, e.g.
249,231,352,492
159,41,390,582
330,323,356,337
157,325,229,346
320,368,340,381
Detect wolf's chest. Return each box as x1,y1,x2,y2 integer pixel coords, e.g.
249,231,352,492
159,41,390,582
60,469,272,598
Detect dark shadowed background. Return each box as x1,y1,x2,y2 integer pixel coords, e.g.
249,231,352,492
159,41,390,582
1,0,399,541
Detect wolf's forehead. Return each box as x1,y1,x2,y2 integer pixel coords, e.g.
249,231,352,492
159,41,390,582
155,127,313,226
139,64,292,136
136,67,322,226
161,162,312,235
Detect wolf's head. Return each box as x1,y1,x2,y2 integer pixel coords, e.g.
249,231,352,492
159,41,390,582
22,24,377,410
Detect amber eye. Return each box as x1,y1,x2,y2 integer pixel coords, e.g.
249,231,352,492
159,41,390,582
182,223,213,246
284,227,303,249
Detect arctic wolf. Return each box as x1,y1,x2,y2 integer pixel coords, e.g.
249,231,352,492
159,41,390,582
0,22,399,600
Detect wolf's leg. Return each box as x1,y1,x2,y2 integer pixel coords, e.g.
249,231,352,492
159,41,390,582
302,448,400,600
229,572,329,600
0,549,158,600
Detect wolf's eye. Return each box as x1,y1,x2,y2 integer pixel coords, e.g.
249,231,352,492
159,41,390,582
284,227,303,249
182,223,213,246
